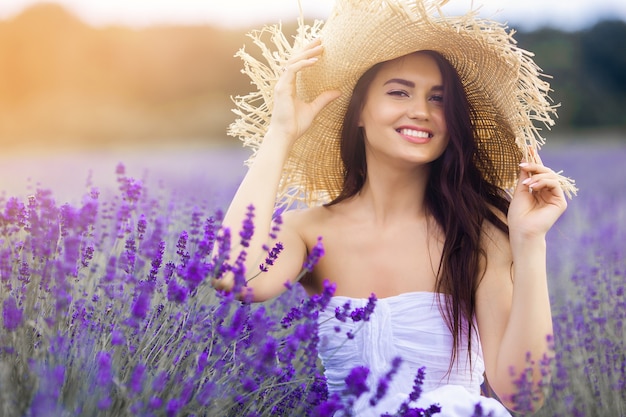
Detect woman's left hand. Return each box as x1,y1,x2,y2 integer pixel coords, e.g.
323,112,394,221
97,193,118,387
508,152,568,240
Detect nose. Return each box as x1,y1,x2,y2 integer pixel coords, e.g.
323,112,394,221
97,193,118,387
407,97,429,120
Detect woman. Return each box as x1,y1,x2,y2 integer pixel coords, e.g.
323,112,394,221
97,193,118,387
218,0,575,415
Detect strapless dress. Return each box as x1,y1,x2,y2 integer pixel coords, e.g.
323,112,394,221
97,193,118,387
317,292,512,416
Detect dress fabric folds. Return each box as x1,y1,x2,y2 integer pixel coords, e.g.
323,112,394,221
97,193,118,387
317,292,512,416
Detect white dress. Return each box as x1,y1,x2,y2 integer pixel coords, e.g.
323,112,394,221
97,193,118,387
317,292,512,416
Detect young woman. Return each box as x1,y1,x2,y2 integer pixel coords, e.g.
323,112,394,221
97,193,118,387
217,0,575,415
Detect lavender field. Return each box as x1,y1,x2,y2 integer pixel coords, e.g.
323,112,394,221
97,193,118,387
0,138,624,416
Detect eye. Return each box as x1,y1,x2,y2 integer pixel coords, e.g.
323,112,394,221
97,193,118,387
387,90,410,98
429,94,444,104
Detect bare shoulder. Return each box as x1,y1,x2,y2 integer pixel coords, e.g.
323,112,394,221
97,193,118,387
281,205,336,236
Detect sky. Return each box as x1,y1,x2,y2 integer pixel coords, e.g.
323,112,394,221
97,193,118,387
1,0,625,31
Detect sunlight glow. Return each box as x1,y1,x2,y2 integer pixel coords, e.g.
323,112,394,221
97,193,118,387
1,0,625,30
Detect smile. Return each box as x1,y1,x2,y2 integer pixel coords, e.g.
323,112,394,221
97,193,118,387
396,128,433,139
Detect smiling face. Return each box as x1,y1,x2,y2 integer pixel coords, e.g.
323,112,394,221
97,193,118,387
358,52,450,168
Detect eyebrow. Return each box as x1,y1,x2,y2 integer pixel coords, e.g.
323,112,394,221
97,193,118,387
383,78,444,91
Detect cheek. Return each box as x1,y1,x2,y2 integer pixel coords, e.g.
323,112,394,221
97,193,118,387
433,109,447,130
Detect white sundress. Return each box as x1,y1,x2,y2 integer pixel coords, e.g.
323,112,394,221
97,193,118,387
317,292,513,417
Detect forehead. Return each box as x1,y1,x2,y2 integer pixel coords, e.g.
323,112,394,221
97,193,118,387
375,52,443,84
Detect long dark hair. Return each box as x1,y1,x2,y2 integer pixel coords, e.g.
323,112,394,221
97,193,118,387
327,50,511,370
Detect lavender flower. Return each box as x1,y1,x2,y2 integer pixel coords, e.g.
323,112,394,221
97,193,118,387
0,147,622,417
110,328,125,345
131,284,153,321
343,366,370,399
303,236,324,272
129,363,146,395
350,293,377,322
240,204,255,247
2,295,23,331
369,356,402,407
258,241,284,273
167,278,189,304
96,351,112,387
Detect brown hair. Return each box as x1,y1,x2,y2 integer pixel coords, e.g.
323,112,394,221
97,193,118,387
327,50,510,370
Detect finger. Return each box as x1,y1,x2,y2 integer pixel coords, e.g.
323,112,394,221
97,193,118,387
310,90,342,114
519,162,554,176
523,177,565,198
527,145,543,165
285,41,324,66
276,56,320,91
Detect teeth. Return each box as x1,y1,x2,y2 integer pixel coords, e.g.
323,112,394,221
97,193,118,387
398,128,431,138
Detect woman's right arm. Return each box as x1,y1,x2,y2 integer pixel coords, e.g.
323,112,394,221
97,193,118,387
214,38,340,301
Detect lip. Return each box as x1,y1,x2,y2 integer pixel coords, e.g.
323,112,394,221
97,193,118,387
395,126,433,144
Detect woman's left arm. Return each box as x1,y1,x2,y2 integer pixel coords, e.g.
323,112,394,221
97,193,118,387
476,154,568,410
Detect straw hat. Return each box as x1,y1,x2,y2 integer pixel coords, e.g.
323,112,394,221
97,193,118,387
228,0,577,206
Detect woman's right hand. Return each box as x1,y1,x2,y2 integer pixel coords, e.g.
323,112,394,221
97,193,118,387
267,38,341,143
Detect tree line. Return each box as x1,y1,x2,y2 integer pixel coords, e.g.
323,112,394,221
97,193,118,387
0,3,624,149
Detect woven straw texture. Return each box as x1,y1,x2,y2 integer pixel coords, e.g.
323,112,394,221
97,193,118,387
229,0,577,206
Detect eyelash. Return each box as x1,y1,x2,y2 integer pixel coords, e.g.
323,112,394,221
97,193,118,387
387,90,444,103
388,90,409,97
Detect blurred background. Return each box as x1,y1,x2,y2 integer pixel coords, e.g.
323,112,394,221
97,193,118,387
0,0,624,203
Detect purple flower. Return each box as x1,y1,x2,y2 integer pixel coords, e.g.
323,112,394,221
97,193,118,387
81,243,95,268
197,351,209,373
98,396,112,410
148,240,166,282
343,366,370,399
167,278,189,304
129,363,146,394
259,242,284,272
408,366,427,402
303,236,324,272
148,396,163,410
28,364,66,417
239,204,255,247
2,295,23,331
124,237,137,274
96,351,112,387
196,381,215,406
180,257,209,291
334,301,352,322
211,227,231,278
241,376,259,392
111,328,125,345
137,214,147,239
369,357,402,407
348,293,377,322
198,215,218,257
131,285,153,321
152,370,169,393
190,207,202,237
269,213,282,240
176,231,189,261
166,398,182,417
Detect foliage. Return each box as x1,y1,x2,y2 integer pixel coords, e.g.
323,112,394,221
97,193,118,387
516,20,626,131
0,165,438,416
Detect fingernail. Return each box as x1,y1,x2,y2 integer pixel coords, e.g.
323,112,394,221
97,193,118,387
519,162,529,167
522,178,531,185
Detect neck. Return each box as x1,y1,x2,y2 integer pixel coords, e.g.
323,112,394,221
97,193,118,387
357,162,431,226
